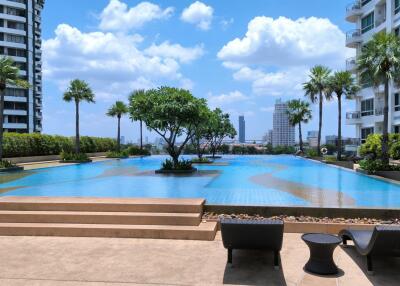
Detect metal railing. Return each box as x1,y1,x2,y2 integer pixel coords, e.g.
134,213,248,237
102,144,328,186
346,1,361,12
346,111,361,119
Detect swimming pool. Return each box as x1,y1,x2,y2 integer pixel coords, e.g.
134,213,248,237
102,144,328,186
1,155,400,208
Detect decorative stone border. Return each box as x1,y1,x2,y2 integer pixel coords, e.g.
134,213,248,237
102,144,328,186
59,159,93,164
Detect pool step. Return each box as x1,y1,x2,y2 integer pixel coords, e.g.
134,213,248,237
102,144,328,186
0,211,202,226
0,197,216,240
0,197,205,213
0,221,218,241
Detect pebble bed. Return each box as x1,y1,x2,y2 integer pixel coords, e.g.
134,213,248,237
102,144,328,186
203,212,400,225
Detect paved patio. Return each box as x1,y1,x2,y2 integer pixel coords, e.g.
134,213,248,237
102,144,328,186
0,233,399,286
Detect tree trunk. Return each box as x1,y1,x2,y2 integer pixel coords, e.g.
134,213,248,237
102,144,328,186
0,88,5,161
196,138,202,159
117,115,121,152
317,92,323,156
212,144,216,158
337,94,342,161
140,120,143,150
298,122,303,152
75,100,80,154
382,79,390,165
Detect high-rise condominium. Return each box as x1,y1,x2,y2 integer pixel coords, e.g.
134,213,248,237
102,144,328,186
272,99,295,147
1,0,44,133
345,0,400,143
238,115,245,143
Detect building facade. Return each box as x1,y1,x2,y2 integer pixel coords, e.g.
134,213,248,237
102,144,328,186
238,115,245,143
345,0,400,143
272,99,295,147
307,131,318,148
1,0,44,133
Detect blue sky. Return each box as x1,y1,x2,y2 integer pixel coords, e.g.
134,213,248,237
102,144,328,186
42,0,355,143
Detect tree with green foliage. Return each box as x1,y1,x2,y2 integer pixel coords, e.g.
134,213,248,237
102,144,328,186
287,99,312,152
190,107,213,159
303,65,331,156
327,71,359,160
107,101,129,151
63,79,95,154
129,86,208,167
128,90,147,149
0,57,29,161
357,32,400,165
206,108,237,158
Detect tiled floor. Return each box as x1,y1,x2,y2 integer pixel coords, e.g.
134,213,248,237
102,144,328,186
0,233,398,285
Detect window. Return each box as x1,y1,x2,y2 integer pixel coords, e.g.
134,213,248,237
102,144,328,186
361,98,374,116
361,127,374,143
395,93,400,111
361,0,372,6
6,34,25,44
5,88,26,97
7,21,25,31
361,12,374,34
396,0,400,15
395,125,400,134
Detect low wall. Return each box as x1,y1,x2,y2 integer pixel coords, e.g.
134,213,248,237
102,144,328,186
205,205,400,220
6,152,107,164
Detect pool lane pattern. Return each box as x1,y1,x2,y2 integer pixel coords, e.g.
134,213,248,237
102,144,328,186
1,155,400,208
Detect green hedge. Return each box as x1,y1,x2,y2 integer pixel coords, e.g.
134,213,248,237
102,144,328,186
360,133,400,159
3,133,117,158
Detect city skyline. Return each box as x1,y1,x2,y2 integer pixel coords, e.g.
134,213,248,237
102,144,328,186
40,0,355,142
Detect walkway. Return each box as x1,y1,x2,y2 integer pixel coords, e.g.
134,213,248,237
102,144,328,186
0,233,399,285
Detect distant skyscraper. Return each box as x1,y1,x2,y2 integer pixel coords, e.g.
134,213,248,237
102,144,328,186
272,99,295,147
238,115,245,143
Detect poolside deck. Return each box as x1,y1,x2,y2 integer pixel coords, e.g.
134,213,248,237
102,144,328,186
0,232,398,285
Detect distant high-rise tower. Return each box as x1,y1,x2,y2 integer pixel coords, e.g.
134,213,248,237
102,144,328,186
238,115,245,143
272,99,295,147
1,0,44,133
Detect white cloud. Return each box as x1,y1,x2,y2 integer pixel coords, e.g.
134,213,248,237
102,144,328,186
220,18,234,30
218,16,353,98
144,41,204,63
208,90,249,107
233,66,308,97
43,24,200,101
99,0,174,31
218,16,350,67
181,1,213,30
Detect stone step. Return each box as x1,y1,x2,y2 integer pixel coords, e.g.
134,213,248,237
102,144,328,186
0,221,218,241
0,210,201,226
0,197,205,213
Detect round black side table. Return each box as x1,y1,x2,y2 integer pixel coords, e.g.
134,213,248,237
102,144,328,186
301,233,342,275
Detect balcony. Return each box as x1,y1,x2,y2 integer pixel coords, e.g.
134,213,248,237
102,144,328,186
35,111,42,119
375,107,384,116
346,29,362,48
375,17,386,29
345,1,362,23
346,111,362,124
346,57,357,72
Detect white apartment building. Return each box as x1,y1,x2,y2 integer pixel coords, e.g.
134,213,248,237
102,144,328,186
272,99,295,147
345,0,400,143
1,0,44,133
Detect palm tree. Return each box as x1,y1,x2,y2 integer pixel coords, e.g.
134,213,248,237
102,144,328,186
287,99,312,152
107,101,128,151
0,57,29,161
63,79,95,154
328,71,359,160
128,89,146,149
303,65,332,156
358,32,400,165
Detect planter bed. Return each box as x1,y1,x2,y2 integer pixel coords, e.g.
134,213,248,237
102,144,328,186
324,160,354,170
155,168,198,174
0,166,24,172
204,213,399,234
191,160,214,164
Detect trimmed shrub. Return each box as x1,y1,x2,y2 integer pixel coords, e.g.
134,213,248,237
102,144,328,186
60,151,91,162
106,150,129,158
126,146,151,156
3,133,116,158
161,159,193,170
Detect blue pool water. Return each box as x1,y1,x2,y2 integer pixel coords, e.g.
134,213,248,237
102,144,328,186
1,155,400,208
